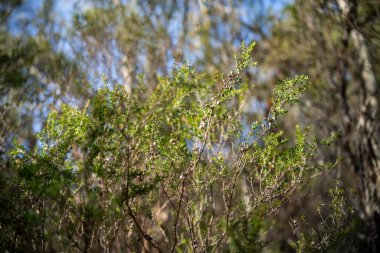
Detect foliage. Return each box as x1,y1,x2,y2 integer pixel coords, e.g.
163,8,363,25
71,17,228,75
292,182,366,253
263,1,380,250
1,43,339,252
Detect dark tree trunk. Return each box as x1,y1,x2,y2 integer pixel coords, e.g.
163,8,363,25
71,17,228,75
338,0,380,251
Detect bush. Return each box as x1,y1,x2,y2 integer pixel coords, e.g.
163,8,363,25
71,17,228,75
3,43,339,252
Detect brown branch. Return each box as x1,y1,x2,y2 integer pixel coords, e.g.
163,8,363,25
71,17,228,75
123,202,162,252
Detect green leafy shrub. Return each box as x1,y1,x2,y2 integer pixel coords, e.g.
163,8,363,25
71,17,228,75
3,43,338,252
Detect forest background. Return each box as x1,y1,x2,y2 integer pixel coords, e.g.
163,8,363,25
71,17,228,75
1,0,380,252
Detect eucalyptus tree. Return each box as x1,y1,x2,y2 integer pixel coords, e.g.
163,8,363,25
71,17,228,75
262,0,380,251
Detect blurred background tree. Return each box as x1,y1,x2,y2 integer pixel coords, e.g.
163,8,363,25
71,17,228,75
262,1,380,250
1,0,87,157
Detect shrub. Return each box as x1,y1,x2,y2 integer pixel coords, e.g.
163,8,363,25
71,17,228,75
4,43,338,252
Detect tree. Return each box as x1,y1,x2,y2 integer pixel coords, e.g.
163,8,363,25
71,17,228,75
0,0,87,155
262,0,380,251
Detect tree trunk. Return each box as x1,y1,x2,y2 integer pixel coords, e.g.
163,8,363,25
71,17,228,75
337,0,380,251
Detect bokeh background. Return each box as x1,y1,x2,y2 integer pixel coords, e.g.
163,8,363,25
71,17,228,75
1,0,379,252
